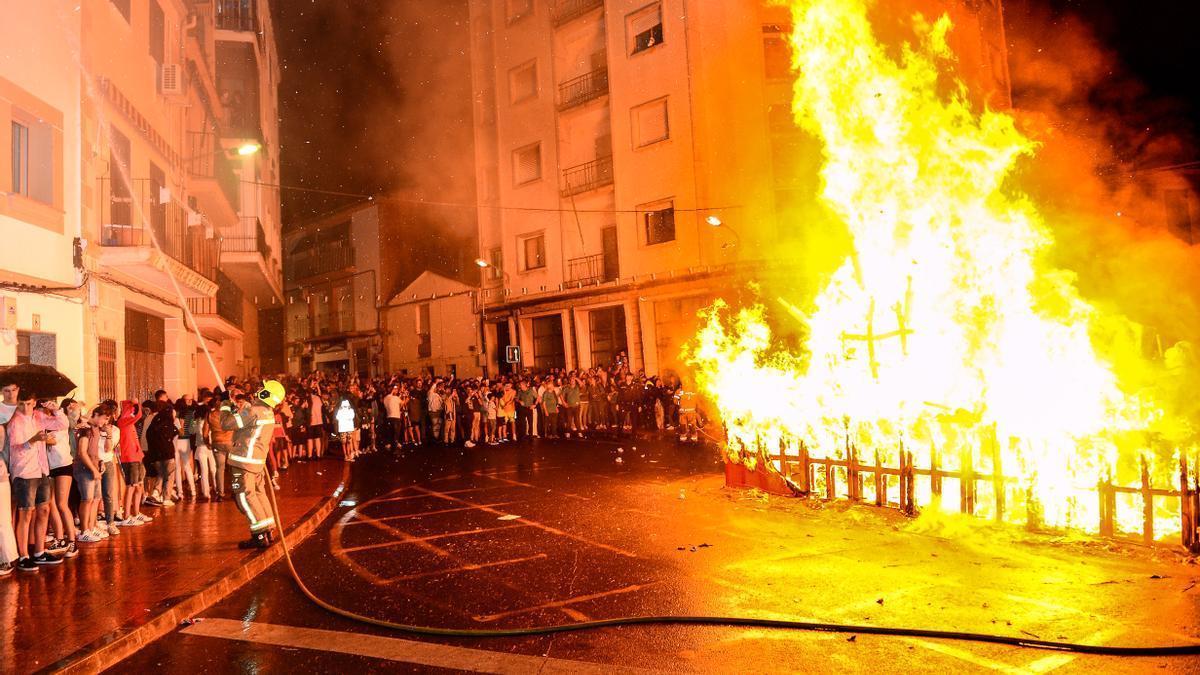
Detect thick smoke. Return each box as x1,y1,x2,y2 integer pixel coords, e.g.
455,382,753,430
274,0,477,229
1001,3,1200,447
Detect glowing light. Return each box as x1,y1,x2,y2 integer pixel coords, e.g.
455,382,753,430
706,215,723,227
237,142,261,156
688,0,1168,534
475,258,490,268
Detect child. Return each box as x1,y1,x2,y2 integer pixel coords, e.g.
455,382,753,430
335,399,357,462
485,393,498,445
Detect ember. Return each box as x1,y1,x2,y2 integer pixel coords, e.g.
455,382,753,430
689,0,1198,541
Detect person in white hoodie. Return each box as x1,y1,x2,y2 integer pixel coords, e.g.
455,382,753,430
335,399,357,462
0,380,21,576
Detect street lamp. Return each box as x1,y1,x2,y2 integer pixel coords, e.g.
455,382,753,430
236,142,262,156
707,214,741,249
474,258,512,376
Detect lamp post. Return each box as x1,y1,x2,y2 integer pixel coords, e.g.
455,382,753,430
706,215,741,249
474,257,512,376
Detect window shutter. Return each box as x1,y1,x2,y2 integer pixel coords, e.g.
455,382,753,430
631,6,662,35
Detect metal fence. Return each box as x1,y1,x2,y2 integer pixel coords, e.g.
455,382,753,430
561,155,613,197
186,131,241,211
558,68,608,110
552,0,604,26
97,177,219,281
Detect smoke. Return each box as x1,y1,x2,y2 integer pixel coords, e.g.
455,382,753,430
1001,2,1200,445
274,1,476,224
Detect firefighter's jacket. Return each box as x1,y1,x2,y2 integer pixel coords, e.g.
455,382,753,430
219,401,275,473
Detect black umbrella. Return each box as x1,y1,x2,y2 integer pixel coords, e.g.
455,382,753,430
0,364,77,399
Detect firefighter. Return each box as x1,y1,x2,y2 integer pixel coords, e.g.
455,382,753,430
220,380,286,549
675,382,699,443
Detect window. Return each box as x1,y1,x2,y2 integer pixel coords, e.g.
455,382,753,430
10,116,53,205
509,60,538,103
532,315,566,370
98,338,118,402
488,247,503,280
762,25,793,79
641,202,675,245
632,97,669,147
149,1,165,69
522,234,546,270
11,122,28,196
110,0,131,22
506,0,533,23
628,4,663,55
417,303,432,358
513,143,541,186
589,306,628,367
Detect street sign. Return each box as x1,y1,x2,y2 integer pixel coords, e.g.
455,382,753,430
505,345,521,364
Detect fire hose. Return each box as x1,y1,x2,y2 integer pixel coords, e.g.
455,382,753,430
262,476,1200,657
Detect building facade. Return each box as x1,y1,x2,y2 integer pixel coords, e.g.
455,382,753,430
282,194,476,377
0,0,283,402
465,0,1011,378
382,271,480,378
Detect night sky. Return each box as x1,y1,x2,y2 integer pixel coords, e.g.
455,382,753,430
270,1,1199,224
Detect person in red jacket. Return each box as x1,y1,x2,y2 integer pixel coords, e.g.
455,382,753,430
115,401,148,527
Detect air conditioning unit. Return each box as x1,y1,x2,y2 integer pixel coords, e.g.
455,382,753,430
186,211,203,227
161,64,184,96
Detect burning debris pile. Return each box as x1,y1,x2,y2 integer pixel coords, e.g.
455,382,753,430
688,0,1199,540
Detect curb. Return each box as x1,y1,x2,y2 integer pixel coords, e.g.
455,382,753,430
45,463,352,675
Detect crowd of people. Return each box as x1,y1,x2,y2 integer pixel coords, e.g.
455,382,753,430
0,358,706,576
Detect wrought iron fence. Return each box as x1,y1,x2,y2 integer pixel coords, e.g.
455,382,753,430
215,0,257,32
187,272,244,328
567,253,605,285
97,177,219,280
286,243,354,282
558,68,608,110
561,155,614,197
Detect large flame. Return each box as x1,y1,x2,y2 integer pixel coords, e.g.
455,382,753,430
689,0,1172,532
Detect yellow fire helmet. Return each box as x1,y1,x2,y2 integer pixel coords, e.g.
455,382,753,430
256,379,286,407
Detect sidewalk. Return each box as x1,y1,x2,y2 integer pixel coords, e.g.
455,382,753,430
0,459,347,674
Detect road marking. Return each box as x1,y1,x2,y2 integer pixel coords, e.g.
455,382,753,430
371,486,493,503
340,523,532,553
1023,629,1117,674
414,486,639,558
383,554,550,584
471,470,593,501
343,502,518,525
474,583,658,623
903,638,1025,674
181,618,658,674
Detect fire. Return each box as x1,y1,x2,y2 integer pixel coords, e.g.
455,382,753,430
689,0,1173,533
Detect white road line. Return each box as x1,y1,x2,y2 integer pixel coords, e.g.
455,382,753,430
903,638,1026,674
383,554,550,584
342,502,519,526
181,618,659,674
340,523,532,553
473,583,659,623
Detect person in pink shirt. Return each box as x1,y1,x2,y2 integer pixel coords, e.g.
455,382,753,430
8,390,66,571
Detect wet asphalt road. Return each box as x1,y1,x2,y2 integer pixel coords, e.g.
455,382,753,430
110,436,1200,674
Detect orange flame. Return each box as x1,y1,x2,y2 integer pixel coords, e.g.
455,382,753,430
689,0,1176,533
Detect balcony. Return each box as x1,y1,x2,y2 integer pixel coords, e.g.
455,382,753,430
557,68,608,111
566,252,618,286
560,155,614,197
186,131,241,227
96,178,219,299
187,271,244,339
215,0,258,32
552,0,604,26
221,217,282,301
285,244,355,284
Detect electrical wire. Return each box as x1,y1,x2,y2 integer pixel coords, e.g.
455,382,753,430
263,477,1200,657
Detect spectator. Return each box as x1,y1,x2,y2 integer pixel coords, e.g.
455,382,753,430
206,398,232,501
40,399,77,557
0,380,21,575
8,390,66,570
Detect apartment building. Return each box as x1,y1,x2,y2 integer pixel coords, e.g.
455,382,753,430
282,195,473,376
0,2,87,389
0,0,283,402
466,0,1011,377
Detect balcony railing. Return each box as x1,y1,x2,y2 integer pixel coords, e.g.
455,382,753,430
215,0,258,32
98,177,219,281
188,272,244,328
222,217,272,260
186,131,241,212
557,67,608,111
552,0,604,26
567,253,606,285
560,155,614,197
285,244,355,283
